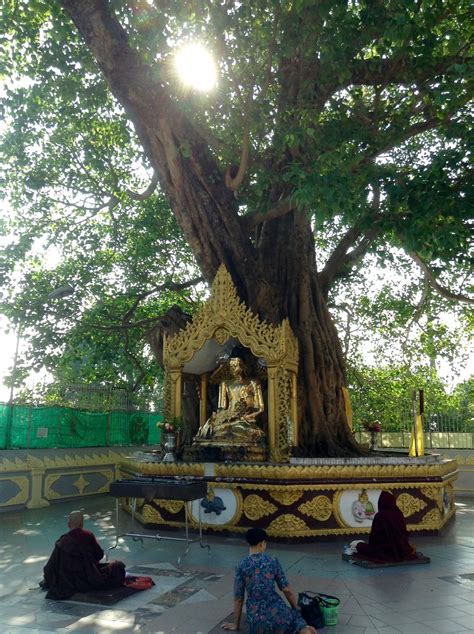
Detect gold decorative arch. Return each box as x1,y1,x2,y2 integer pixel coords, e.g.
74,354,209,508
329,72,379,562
163,265,299,461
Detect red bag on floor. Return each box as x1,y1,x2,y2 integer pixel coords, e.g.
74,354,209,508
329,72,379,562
123,575,155,590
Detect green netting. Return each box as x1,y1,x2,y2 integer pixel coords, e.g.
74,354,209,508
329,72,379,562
0,403,162,449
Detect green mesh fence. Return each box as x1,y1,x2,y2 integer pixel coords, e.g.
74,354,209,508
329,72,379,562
0,404,162,449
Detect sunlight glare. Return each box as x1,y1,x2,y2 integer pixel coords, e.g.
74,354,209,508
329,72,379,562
174,43,217,91
24,555,48,563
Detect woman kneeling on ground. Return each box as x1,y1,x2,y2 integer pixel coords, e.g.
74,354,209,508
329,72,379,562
222,527,317,633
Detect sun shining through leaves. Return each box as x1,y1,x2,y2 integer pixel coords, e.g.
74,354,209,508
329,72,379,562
173,43,217,91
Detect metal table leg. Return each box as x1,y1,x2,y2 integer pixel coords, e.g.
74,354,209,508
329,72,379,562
108,495,211,564
107,497,121,559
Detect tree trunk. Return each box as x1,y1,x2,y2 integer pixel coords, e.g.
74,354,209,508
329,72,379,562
61,0,361,456
246,211,359,456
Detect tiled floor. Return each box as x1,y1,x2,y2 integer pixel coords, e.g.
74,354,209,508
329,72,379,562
0,495,473,633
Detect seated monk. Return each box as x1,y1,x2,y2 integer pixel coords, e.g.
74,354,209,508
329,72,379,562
356,491,416,562
41,510,125,599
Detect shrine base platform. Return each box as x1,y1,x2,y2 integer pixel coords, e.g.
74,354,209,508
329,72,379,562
118,454,458,538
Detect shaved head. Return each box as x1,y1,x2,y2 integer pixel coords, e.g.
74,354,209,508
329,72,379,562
68,510,84,530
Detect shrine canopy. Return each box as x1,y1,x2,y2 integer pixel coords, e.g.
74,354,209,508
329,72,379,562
182,335,240,375
162,265,299,461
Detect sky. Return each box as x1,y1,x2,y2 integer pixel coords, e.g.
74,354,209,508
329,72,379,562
0,316,19,402
0,316,52,402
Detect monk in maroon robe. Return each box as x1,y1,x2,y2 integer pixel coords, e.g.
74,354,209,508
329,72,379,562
42,510,125,599
356,491,416,562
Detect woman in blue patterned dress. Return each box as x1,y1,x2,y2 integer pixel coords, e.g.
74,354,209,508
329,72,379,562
222,528,317,633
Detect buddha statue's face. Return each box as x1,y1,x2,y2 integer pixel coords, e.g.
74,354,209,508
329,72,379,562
229,357,244,377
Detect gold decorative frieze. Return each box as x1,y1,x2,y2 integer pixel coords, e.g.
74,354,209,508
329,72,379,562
213,327,229,346
268,514,309,534
446,483,454,501
243,495,277,520
120,460,205,477
215,460,458,481
298,495,333,521
270,490,303,506
0,457,28,473
420,486,441,502
396,493,427,518
444,484,454,511
164,265,298,370
157,500,184,514
0,450,127,473
142,505,165,524
421,508,441,525
274,367,292,461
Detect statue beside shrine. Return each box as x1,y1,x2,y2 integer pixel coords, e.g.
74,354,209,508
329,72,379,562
195,356,266,445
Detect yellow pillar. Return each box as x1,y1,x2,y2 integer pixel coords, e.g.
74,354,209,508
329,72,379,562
26,464,49,509
342,386,353,431
266,366,277,461
170,370,183,420
199,374,208,427
290,372,298,446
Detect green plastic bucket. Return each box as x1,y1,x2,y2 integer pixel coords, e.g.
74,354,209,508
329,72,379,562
319,595,340,626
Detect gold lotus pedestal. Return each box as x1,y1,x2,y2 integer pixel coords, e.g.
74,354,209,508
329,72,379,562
118,454,458,538
183,440,267,463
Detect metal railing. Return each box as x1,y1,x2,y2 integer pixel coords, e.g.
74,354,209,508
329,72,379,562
354,412,473,449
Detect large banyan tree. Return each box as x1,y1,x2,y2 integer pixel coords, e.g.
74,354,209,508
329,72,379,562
1,1,472,455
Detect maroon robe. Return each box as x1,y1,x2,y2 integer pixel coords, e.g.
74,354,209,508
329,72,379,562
356,491,416,562
42,527,125,599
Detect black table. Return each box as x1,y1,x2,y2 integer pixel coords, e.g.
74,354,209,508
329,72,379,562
108,477,210,563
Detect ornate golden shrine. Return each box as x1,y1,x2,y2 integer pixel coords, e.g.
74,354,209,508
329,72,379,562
163,265,299,461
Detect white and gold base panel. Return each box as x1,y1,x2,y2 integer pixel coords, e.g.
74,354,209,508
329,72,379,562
118,456,458,537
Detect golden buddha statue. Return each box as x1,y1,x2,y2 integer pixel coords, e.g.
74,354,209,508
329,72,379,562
195,357,265,444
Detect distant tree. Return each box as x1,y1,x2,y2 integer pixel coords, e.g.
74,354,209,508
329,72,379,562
348,363,472,432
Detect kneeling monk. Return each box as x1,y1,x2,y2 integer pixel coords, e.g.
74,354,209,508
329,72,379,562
356,491,416,562
42,510,125,599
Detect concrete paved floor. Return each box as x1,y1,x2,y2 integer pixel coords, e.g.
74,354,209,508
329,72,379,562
0,495,473,633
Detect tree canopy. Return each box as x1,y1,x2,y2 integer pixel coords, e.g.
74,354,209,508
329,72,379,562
0,0,472,454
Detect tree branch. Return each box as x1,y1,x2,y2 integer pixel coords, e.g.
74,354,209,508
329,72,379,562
402,276,430,349
224,5,279,193
94,275,205,332
225,122,250,192
123,326,147,392
347,55,471,88
242,198,296,232
125,171,159,200
319,183,384,296
318,221,382,296
373,116,450,159
408,251,474,305
318,226,362,294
